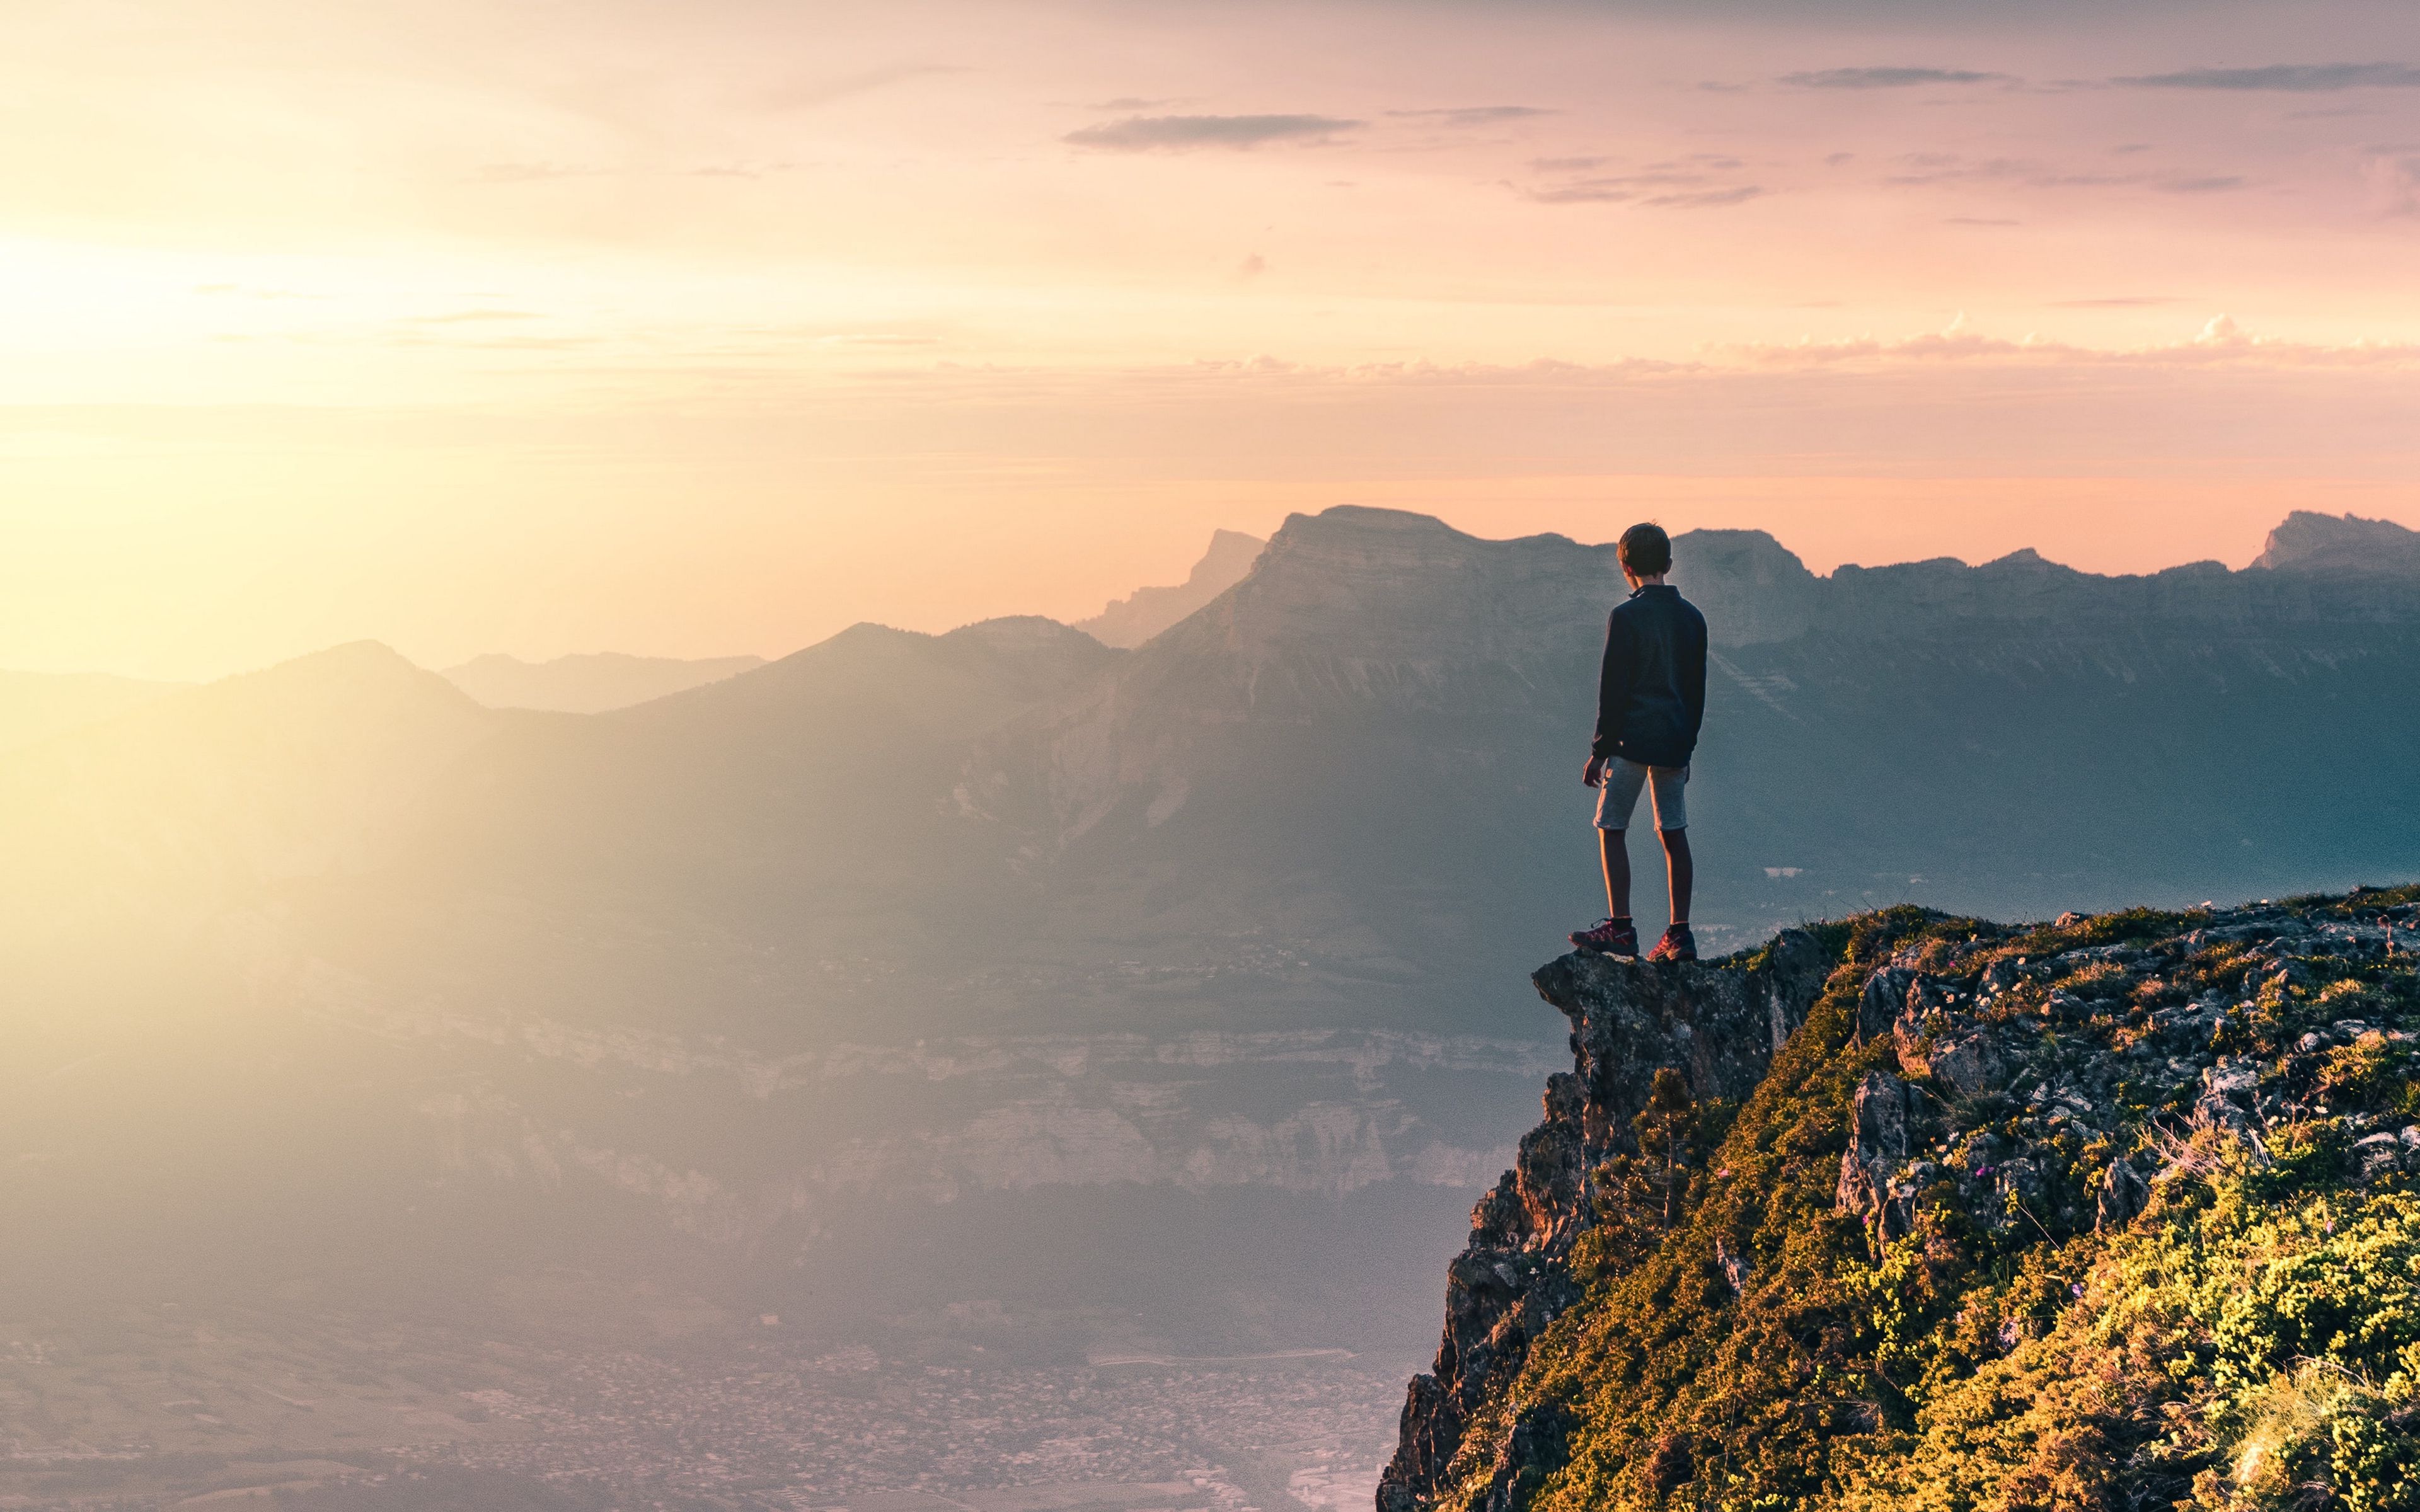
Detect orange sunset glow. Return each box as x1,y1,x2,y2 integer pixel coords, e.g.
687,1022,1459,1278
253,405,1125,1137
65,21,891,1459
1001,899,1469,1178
13,8,2420,1508
7,0,2420,677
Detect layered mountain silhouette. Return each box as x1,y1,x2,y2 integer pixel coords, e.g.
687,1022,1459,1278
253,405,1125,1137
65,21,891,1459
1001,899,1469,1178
441,650,768,713
2254,508,2420,575
4,507,2417,1360
1075,529,1265,648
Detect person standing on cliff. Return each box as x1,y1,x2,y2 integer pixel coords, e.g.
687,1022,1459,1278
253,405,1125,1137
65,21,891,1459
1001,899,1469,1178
1569,522,1707,963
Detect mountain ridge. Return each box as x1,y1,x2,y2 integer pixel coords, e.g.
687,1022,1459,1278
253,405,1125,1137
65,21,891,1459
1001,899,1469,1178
1077,529,1267,648
8,507,2420,1394
442,650,768,713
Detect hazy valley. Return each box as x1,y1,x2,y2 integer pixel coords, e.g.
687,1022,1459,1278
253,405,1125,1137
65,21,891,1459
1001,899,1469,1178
5,509,2420,1508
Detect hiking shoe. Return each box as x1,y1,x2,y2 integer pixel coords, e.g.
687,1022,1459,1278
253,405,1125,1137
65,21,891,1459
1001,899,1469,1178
1646,924,1698,963
1570,917,1640,958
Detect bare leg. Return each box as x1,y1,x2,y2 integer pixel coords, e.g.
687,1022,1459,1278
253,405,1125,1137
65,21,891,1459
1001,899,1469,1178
1598,827,1632,919
1659,827,1693,926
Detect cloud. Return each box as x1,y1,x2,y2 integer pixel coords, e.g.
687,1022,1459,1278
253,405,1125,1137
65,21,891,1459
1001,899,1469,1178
1644,185,1766,208
1063,113,1361,151
1729,312,2420,370
1385,106,1557,126
1527,154,1759,207
408,309,542,324
1883,152,2249,195
1945,216,2020,226
1782,66,2012,89
2115,62,2420,91
2049,296,2183,307
1528,171,1765,207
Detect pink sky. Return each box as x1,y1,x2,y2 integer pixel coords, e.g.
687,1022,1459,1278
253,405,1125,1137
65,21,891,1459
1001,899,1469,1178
4,0,2418,678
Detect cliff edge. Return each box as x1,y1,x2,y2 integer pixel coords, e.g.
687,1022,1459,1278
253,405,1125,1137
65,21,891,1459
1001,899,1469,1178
1383,886,2420,1512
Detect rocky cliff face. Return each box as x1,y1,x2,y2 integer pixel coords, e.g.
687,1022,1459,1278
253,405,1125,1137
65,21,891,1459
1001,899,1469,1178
1378,933,1833,1512
1078,529,1267,648
2254,510,2420,578
1379,888,2420,1512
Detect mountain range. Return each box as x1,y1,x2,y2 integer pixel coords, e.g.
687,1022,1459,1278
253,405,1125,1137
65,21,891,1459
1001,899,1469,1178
1075,528,1265,648
438,650,768,713
3,507,2417,1374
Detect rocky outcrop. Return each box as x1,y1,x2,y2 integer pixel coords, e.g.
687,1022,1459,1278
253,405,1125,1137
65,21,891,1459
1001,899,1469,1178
2253,510,2420,577
1836,1071,1917,1237
1376,932,1831,1512
1381,892,2420,1512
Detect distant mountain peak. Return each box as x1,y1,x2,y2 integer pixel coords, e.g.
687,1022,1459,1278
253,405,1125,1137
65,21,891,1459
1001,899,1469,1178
1076,530,1267,648
229,640,473,704
945,615,1104,651
2254,511,2420,575
1293,505,1457,534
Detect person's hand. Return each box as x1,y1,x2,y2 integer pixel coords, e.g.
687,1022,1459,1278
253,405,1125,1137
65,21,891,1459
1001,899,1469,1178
1582,753,1607,788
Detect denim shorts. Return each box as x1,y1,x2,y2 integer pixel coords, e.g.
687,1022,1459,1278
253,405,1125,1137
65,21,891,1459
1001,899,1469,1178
1594,757,1688,832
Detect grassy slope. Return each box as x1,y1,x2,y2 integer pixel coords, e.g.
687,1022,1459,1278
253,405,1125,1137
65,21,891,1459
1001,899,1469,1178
1434,886,2420,1512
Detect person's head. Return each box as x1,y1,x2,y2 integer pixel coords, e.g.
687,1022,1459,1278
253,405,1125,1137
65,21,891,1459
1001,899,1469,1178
1618,522,1673,585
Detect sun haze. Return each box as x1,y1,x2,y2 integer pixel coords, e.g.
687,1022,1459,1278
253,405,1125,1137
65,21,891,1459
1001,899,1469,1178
6,0,2419,678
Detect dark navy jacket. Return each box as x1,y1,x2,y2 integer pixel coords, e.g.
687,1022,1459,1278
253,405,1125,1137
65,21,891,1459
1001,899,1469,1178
1591,584,1708,767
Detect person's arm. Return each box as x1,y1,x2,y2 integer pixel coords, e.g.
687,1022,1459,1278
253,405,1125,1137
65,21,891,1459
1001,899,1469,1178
1592,610,1633,760
1682,612,1708,750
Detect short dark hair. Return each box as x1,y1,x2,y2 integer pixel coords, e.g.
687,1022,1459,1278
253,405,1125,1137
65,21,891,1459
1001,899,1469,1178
1618,522,1672,577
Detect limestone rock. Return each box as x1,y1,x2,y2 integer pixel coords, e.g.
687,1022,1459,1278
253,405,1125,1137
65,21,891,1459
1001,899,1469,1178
1838,1071,1916,1237
2097,1158,2148,1230
1376,932,1829,1512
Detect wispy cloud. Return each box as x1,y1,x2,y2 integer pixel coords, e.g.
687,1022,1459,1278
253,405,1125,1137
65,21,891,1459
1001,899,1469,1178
1527,155,1760,207
1645,186,1766,209
1385,106,1556,127
1731,313,2420,369
2049,296,2184,307
1884,152,2250,195
1063,114,1361,151
2116,62,2420,91
1530,178,1765,207
1782,67,2013,89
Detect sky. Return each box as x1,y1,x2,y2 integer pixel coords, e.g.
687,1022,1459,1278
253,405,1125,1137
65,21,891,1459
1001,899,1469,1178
5,0,2420,679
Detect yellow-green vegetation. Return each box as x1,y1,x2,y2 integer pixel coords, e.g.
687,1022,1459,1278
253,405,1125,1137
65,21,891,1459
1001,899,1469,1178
1432,886,2420,1512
